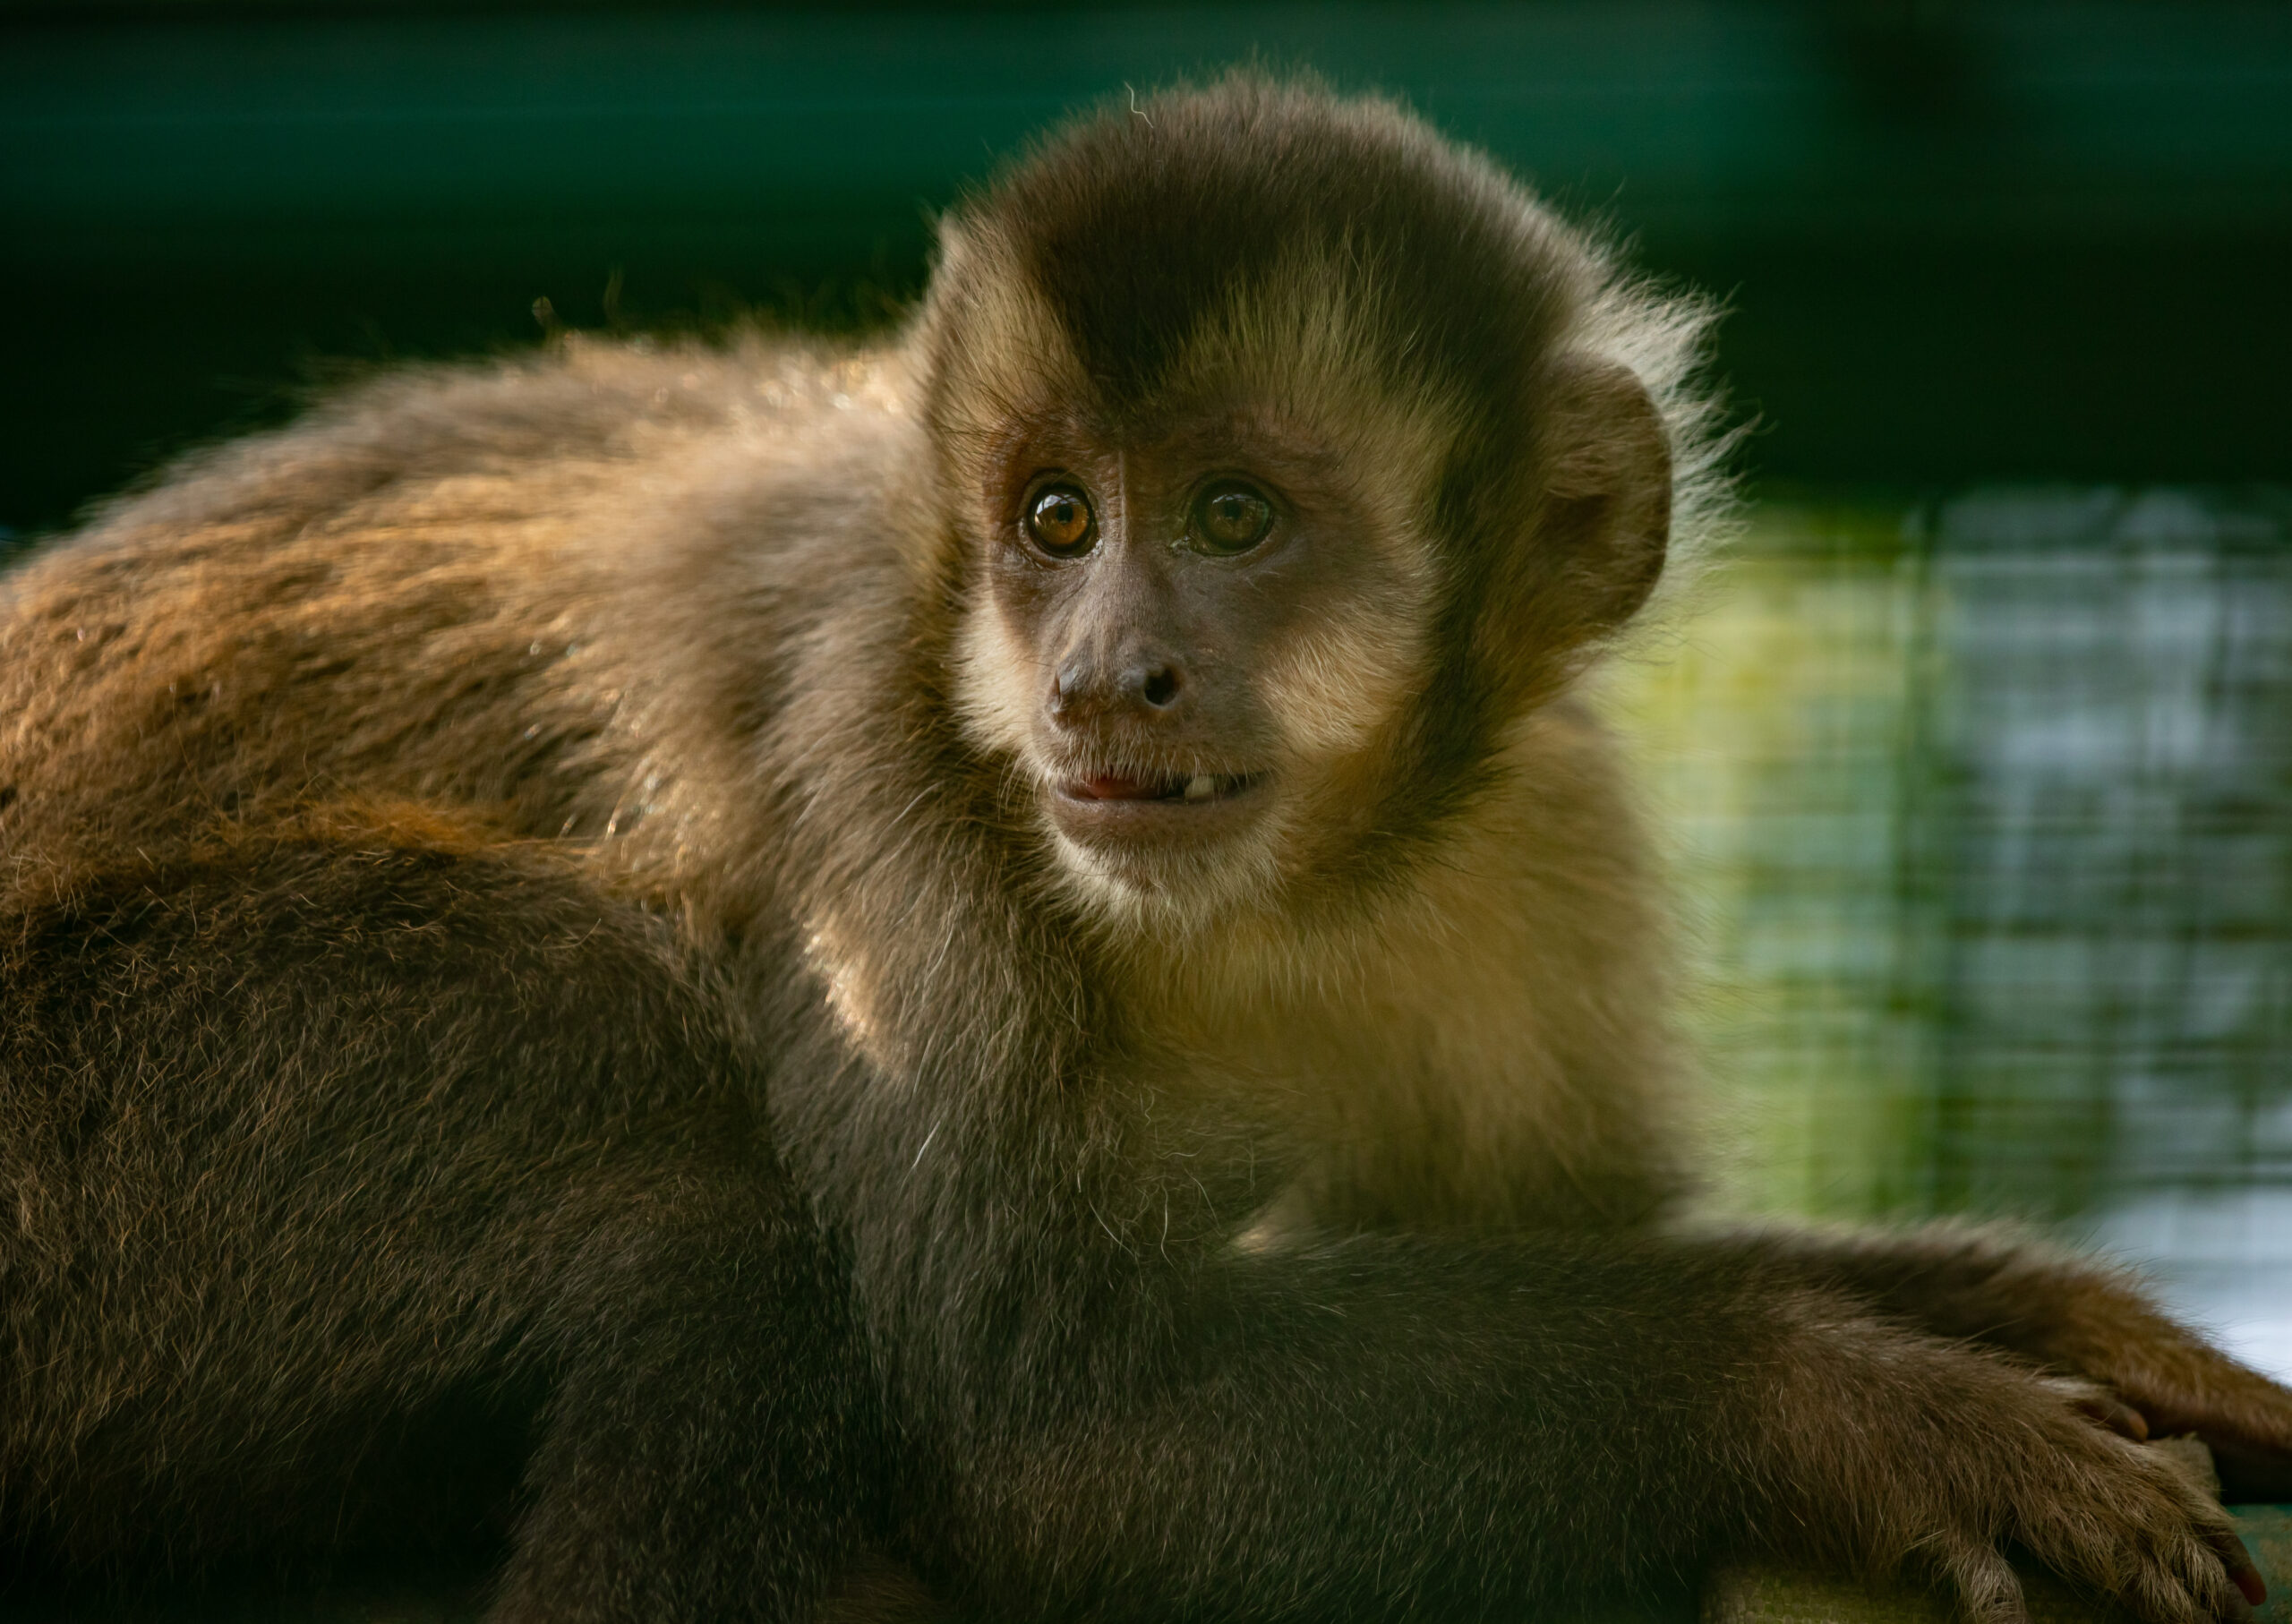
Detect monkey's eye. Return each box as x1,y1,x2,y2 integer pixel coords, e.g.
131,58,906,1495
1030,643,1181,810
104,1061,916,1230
1023,485,1097,558
1190,482,1276,555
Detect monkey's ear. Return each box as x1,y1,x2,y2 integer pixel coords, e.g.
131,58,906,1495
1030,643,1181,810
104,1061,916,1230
1534,352,1672,636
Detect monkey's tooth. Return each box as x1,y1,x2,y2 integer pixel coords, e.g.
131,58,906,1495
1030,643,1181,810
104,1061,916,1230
1184,775,1216,801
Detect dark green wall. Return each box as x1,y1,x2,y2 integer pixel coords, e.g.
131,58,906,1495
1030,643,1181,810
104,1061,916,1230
6,1,2292,534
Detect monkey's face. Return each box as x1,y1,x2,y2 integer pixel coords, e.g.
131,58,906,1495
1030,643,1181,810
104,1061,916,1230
929,85,1681,934
953,397,1444,927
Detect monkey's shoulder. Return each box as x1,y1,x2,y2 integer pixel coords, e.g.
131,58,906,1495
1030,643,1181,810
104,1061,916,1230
0,331,922,859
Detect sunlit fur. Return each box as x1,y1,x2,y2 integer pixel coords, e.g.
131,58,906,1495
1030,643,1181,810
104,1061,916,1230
2,71,2288,1624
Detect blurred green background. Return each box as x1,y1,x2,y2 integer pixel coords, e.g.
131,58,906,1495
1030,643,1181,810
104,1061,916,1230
3,1,2288,1377
1603,491,2292,1381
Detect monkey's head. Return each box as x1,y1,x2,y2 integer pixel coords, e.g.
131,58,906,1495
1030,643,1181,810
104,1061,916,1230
919,76,1706,934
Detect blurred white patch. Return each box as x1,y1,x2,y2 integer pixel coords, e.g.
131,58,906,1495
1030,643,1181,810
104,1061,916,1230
2089,1188,2292,1385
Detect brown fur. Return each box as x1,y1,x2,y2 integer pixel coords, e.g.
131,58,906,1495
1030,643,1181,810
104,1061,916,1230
0,816,868,1616
2,73,2288,1624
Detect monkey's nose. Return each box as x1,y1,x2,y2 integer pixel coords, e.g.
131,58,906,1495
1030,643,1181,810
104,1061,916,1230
1050,658,1185,723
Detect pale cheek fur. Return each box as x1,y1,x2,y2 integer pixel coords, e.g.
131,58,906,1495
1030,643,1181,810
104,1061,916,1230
1255,592,1429,763
951,598,1042,764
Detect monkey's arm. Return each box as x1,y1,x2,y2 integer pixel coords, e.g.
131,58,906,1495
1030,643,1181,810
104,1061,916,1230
1715,1224,2292,1501
896,1231,2255,1624
0,829,872,1620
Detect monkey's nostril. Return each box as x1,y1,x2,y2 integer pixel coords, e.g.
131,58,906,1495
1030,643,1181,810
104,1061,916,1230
1141,668,1180,709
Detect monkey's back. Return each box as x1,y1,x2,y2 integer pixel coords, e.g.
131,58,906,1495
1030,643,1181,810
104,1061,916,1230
0,333,919,889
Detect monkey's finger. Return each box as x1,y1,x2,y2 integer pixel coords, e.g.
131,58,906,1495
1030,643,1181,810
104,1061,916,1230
2204,1527,2266,1610
2127,1357,2292,1457
2186,1543,2257,1624
2071,1392,2151,1441
2198,1576,2259,1624
1934,1536,2029,1624
2138,1509,2258,1624
2107,1542,2245,1624
2131,1384,2292,1496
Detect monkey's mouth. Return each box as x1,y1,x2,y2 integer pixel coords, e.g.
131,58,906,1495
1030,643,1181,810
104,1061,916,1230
1061,771,1261,804
1047,768,1270,848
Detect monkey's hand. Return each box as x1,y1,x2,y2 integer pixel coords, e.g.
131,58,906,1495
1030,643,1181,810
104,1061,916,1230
2011,1281,2292,1506
1762,1304,2264,1624
1733,1224,2292,1502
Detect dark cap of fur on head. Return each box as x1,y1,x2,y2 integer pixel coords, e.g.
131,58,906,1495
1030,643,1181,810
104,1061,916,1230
933,73,1599,443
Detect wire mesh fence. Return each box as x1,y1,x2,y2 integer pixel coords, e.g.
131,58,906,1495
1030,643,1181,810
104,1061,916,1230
1608,488,2292,1374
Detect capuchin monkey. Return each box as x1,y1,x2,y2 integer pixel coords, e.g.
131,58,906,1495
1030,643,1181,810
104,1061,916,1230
2,73,2288,1624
